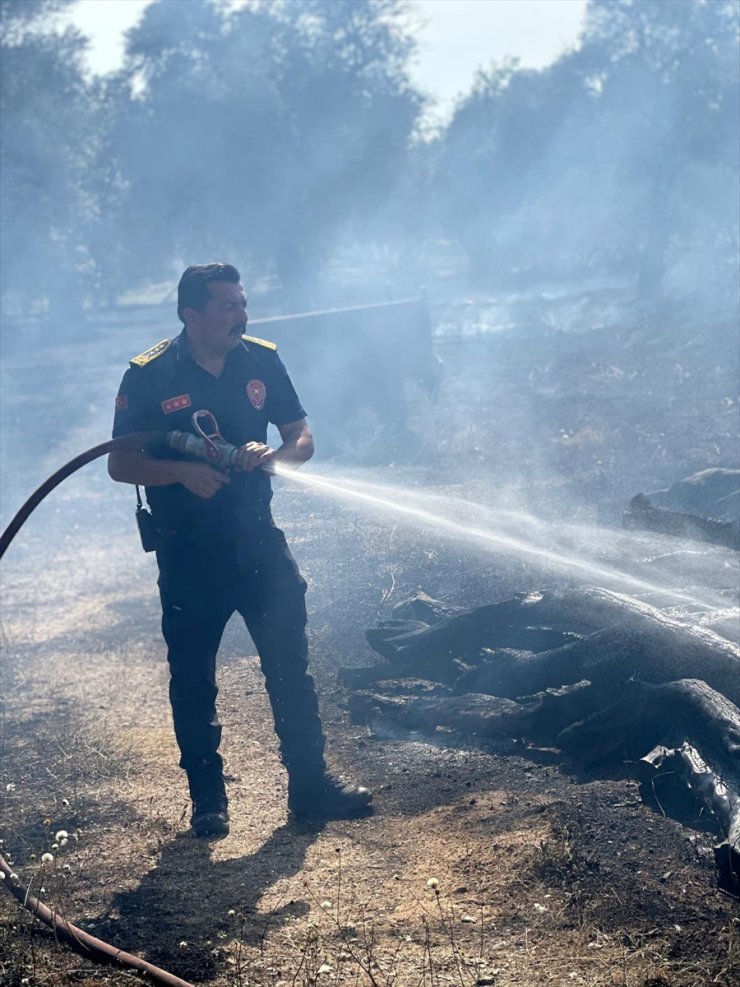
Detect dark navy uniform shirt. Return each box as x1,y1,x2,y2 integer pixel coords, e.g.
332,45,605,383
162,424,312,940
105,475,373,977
112,331,306,533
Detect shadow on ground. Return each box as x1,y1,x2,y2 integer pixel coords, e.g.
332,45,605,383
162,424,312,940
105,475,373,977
84,820,324,981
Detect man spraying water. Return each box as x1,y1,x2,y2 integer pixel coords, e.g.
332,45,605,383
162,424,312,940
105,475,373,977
108,262,372,837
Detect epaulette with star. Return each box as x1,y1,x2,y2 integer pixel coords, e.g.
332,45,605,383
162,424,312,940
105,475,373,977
242,334,277,351
129,338,172,367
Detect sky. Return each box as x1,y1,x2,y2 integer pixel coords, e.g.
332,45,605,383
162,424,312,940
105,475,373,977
68,0,588,115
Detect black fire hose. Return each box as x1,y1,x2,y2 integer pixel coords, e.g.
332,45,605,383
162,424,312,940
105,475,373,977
0,430,195,987
0,417,249,559
0,431,160,559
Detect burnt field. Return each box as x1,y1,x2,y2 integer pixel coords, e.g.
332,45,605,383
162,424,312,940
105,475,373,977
0,286,739,986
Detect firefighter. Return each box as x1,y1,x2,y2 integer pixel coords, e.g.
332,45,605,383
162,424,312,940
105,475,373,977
108,263,372,836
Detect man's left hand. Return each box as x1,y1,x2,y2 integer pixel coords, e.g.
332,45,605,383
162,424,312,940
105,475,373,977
237,441,275,472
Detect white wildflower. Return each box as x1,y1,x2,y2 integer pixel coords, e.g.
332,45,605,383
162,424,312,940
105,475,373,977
426,878,439,890
179,941,188,950
320,900,332,910
55,830,68,842
227,909,235,917
318,963,333,974
5,783,15,792
51,843,59,850
533,902,548,913
41,853,54,864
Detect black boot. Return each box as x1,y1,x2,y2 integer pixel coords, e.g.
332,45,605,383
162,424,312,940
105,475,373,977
266,670,373,819
288,772,373,820
276,726,373,820
185,756,229,837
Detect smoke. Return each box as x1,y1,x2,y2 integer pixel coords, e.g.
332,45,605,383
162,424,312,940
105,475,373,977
0,0,738,624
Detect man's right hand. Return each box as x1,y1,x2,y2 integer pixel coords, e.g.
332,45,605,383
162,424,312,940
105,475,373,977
174,462,231,499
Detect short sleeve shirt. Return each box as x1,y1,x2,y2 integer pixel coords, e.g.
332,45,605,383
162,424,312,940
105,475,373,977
112,331,306,533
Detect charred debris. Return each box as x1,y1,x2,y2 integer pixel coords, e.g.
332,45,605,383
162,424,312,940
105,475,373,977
625,469,740,551
343,583,740,895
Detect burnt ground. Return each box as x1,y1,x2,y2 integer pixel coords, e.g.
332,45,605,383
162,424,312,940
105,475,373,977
0,286,739,986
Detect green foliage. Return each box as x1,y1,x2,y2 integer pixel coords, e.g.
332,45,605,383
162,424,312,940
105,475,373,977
0,0,71,39
111,0,421,300
435,0,740,292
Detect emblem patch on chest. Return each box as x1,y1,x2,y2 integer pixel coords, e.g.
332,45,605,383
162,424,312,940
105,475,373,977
247,379,267,410
115,393,128,411
161,394,192,414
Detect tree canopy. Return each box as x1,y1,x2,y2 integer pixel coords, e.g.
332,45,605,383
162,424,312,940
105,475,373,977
1,0,738,317
0,0,94,314
435,0,739,293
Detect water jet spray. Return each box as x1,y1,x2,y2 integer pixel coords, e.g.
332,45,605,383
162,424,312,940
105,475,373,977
270,464,730,612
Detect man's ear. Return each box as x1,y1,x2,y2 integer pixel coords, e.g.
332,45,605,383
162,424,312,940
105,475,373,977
182,306,200,328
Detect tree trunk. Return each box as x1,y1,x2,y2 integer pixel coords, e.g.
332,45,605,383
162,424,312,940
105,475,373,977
391,590,467,624
455,603,740,707
639,743,740,895
557,679,740,772
348,690,521,735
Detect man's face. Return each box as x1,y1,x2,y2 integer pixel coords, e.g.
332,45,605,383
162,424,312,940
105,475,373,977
187,280,248,353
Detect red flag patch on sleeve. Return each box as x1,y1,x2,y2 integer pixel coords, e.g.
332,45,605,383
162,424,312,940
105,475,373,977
161,394,192,414
115,394,128,411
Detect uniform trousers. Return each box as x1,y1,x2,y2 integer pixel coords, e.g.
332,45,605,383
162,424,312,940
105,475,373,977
155,519,326,778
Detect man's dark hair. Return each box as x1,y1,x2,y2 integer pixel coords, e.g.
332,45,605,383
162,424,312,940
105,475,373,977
177,263,241,324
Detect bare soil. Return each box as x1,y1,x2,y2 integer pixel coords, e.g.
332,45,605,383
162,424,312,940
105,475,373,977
1,290,738,986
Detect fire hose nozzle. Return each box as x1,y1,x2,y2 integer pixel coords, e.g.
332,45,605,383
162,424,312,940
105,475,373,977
165,430,243,468
166,409,241,468
166,410,277,473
